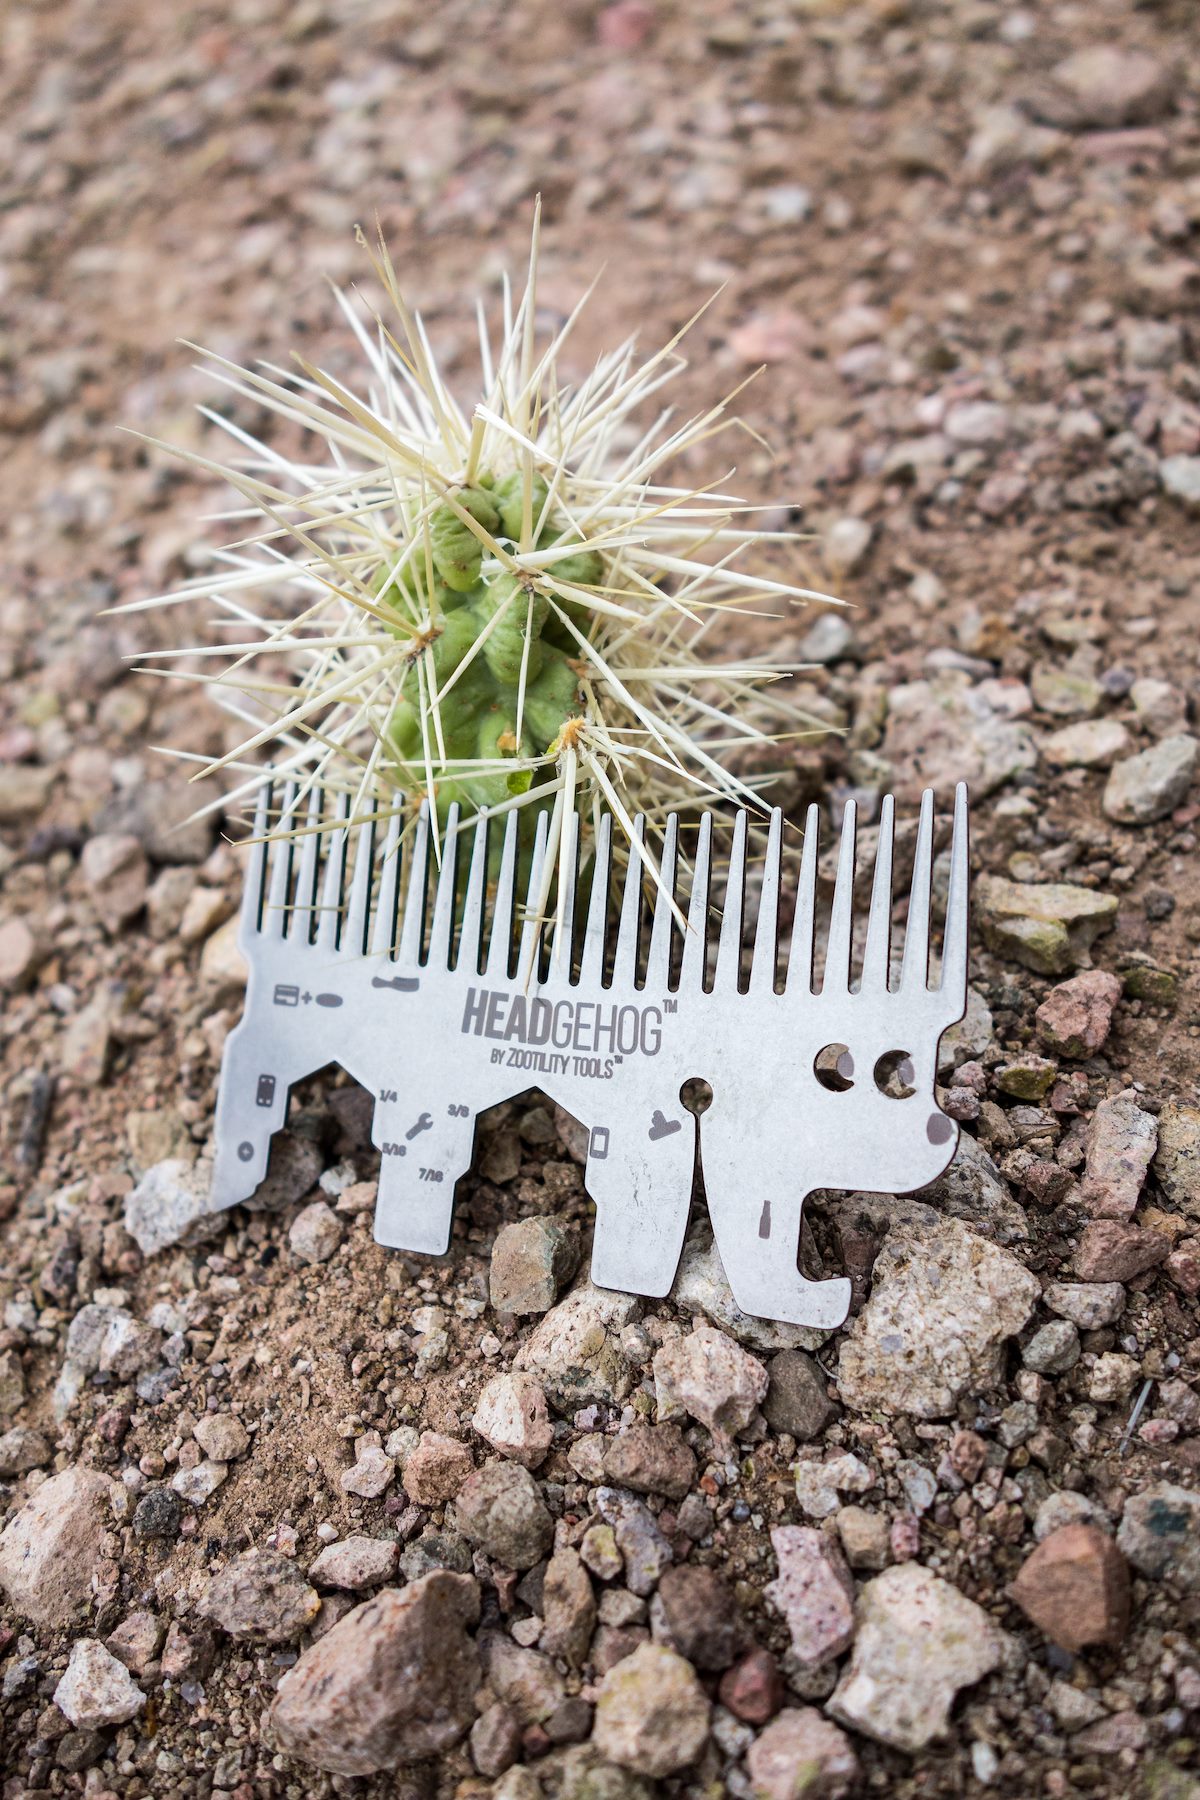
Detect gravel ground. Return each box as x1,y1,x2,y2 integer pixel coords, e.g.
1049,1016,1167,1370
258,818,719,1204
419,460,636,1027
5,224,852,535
3,2,1200,1797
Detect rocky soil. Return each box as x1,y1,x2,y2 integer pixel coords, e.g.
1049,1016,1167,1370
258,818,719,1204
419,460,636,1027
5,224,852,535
3,1,1200,1797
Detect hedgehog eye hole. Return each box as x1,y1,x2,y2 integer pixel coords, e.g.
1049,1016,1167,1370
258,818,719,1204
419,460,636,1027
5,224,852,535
814,1044,855,1092
874,1050,916,1099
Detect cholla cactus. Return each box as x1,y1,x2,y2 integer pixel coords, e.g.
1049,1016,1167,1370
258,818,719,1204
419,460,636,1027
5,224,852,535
125,212,836,922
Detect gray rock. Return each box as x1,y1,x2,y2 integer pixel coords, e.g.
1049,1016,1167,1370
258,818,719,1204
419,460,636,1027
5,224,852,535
132,1487,182,1541
793,1451,876,1520
288,1200,343,1264
798,611,857,664
594,1488,674,1597
937,985,994,1075
242,1132,323,1213
1043,1282,1126,1330
454,1461,554,1570
1023,1320,1080,1375
0,1349,26,1418
836,1208,1039,1418
94,777,219,863
194,1413,250,1462
1116,1485,1200,1591
1161,455,1200,513
975,876,1118,976
670,1230,826,1353
1043,719,1130,769
515,1280,641,1409
1033,46,1178,130
172,1458,229,1506
267,1573,481,1775
54,1640,145,1728
0,1426,51,1477
593,1643,710,1778
649,1563,740,1672
1154,1104,1200,1217
198,1548,320,1643
652,1324,768,1446
553,1745,656,1799
471,1372,554,1469
541,1547,596,1668
922,1134,1030,1245
470,1701,522,1779
308,1537,399,1591
1030,665,1102,719
761,1350,837,1440
0,1464,119,1628
824,517,872,578
340,1445,395,1499
490,1215,578,1314
80,833,149,933
882,672,1038,803
1103,736,1198,825
1077,1091,1157,1219
828,1563,1002,1751
124,1158,221,1256
482,1633,566,1723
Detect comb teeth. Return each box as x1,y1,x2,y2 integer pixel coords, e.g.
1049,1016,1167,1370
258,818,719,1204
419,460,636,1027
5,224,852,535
579,812,613,985
231,783,968,995
427,803,461,968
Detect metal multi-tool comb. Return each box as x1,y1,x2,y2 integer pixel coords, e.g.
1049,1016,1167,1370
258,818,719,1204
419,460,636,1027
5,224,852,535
209,783,969,1329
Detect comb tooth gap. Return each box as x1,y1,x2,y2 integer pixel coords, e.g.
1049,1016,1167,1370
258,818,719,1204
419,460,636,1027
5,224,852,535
371,808,404,961
749,808,783,995
516,809,551,986
901,788,934,991
242,780,271,937
399,805,431,966
613,816,646,992
579,813,613,987
428,803,461,969
456,813,491,976
265,781,299,941
346,811,377,957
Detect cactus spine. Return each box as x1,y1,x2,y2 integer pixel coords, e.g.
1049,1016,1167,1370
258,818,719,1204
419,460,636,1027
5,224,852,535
128,212,839,919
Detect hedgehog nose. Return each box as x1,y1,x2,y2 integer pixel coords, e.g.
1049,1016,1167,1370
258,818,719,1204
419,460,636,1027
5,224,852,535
926,1112,954,1145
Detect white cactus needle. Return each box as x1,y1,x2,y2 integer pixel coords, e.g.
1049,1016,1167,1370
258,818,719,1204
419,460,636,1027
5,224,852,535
120,210,841,935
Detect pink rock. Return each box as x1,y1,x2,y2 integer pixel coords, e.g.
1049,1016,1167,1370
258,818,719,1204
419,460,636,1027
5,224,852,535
1166,1243,1200,1297
267,1574,481,1775
764,1525,856,1665
1036,970,1122,1057
1077,1092,1157,1219
728,312,811,365
717,1647,785,1725
1074,1221,1170,1283
402,1432,474,1506
747,1708,860,1800
597,0,654,49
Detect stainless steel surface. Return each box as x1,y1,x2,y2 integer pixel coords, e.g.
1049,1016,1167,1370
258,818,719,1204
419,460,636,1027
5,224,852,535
210,782,970,1329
